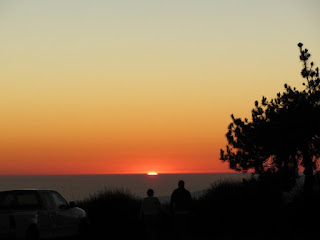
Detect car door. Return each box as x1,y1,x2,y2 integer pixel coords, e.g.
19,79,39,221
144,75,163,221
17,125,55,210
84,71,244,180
49,191,78,237
37,191,56,239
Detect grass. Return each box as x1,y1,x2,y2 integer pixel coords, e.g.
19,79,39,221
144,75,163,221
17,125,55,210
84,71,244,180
76,188,142,239
75,178,320,240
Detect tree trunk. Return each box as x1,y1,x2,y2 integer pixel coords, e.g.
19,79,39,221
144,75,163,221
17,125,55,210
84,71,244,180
302,152,315,232
303,153,314,200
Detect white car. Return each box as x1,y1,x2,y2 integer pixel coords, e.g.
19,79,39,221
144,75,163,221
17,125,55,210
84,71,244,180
0,189,89,240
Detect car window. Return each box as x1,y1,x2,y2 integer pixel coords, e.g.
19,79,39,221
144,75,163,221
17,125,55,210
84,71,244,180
0,192,16,209
50,191,68,208
0,191,41,210
16,192,40,209
40,191,55,210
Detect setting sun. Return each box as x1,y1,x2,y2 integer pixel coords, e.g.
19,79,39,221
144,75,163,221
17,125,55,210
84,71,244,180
147,172,158,176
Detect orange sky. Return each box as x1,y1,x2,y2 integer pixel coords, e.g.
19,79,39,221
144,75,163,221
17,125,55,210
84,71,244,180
0,1,319,174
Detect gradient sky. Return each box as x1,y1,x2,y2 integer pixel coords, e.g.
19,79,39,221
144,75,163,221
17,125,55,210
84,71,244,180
1,0,320,175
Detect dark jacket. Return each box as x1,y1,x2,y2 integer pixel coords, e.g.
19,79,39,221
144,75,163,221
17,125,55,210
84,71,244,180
170,187,192,213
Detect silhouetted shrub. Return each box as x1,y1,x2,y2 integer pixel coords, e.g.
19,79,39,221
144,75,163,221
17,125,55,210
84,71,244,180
77,188,142,239
195,177,284,238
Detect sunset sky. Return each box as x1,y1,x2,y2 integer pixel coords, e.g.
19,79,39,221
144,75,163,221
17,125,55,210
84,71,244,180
1,1,320,175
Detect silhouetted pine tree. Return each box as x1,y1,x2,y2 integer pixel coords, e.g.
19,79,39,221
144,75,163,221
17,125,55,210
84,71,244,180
220,43,320,194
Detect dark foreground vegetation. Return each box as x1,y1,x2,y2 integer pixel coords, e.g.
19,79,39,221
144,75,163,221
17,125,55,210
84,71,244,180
75,176,320,240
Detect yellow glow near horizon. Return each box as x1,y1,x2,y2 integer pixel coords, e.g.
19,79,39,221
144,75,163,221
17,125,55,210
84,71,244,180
147,172,158,176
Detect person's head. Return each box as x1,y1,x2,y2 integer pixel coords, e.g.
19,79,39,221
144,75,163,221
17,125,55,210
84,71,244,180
178,180,185,188
147,189,154,197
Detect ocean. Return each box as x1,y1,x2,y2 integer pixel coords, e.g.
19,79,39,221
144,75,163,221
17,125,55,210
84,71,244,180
0,173,249,203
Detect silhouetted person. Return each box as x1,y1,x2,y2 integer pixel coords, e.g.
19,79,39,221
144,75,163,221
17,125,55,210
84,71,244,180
140,189,162,240
170,180,192,238
170,180,192,214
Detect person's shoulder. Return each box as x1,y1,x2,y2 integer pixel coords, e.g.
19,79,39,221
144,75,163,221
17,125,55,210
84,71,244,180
183,188,191,195
150,196,160,203
172,188,179,194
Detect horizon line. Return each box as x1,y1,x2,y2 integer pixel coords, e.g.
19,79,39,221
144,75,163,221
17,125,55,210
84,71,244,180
0,171,240,176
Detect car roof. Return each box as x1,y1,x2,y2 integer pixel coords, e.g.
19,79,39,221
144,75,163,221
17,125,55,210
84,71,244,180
0,189,55,192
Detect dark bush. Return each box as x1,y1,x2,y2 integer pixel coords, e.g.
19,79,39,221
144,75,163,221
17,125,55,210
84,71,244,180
77,188,142,239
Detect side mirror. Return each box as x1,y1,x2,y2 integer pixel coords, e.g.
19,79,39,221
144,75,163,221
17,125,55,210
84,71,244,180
59,204,68,210
69,201,76,208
